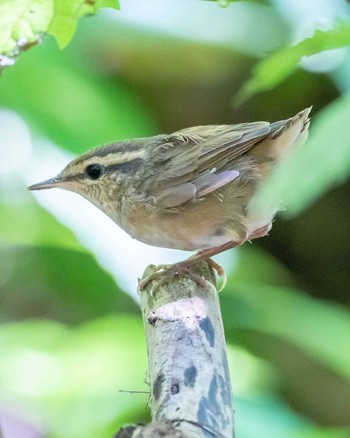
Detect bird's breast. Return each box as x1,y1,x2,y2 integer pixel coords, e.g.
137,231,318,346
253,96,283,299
124,218,232,250
118,200,232,251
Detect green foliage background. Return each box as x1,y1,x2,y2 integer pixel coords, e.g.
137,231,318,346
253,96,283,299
0,0,350,437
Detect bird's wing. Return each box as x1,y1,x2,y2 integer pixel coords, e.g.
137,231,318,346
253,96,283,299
146,120,284,208
154,170,240,208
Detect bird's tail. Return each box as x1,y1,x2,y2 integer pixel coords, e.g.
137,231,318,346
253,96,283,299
267,107,312,160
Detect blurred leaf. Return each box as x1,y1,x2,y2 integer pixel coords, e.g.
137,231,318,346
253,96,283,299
215,0,242,6
235,396,348,438
224,247,350,425
251,96,350,216
0,0,119,60
0,246,138,324
48,0,119,50
237,21,350,103
222,280,350,381
0,41,157,153
208,0,271,5
232,245,295,288
0,316,148,438
1,317,348,438
0,197,80,249
0,0,51,54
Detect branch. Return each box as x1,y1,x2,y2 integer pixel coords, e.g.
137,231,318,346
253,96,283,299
116,261,234,437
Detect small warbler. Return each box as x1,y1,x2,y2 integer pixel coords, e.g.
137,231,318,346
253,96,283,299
29,108,311,288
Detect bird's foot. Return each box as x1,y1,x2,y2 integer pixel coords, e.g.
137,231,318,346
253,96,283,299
138,240,240,294
137,262,208,295
137,256,226,295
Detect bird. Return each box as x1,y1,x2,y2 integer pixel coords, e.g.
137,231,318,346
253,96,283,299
28,107,311,289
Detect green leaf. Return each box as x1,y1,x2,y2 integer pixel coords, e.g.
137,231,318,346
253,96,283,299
222,246,350,381
1,317,348,438
48,0,119,49
237,21,350,104
0,41,157,153
0,316,147,438
95,0,119,8
235,396,348,438
231,245,295,288
0,0,119,59
222,281,350,381
0,198,80,250
251,95,350,216
0,245,138,324
209,0,271,5
0,0,52,54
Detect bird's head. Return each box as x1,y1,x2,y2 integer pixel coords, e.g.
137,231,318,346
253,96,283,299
27,138,159,211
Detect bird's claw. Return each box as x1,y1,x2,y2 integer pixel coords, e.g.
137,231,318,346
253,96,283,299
137,258,227,295
138,263,211,296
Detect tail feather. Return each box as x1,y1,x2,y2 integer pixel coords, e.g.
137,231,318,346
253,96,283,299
268,107,311,159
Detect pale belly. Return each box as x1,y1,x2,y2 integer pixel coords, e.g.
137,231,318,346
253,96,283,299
133,223,232,251
116,196,277,251
122,209,233,251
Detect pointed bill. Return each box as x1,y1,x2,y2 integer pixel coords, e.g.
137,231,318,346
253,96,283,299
27,176,62,191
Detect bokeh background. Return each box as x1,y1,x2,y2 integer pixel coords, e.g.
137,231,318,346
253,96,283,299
1,0,350,437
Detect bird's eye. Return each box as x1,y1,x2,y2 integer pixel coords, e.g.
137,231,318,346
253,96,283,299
85,164,105,180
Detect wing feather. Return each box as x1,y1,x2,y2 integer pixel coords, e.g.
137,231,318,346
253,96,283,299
153,170,240,208
154,183,197,208
145,119,287,207
195,170,240,197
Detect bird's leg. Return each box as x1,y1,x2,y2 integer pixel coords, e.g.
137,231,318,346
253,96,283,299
179,240,241,268
137,240,243,293
174,240,245,292
179,224,272,290
138,223,274,293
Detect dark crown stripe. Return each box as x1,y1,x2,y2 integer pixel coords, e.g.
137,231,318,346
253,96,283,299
86,135,167,159
91,144,142,158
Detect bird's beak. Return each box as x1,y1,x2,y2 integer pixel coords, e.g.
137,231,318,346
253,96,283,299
27,176,63,191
